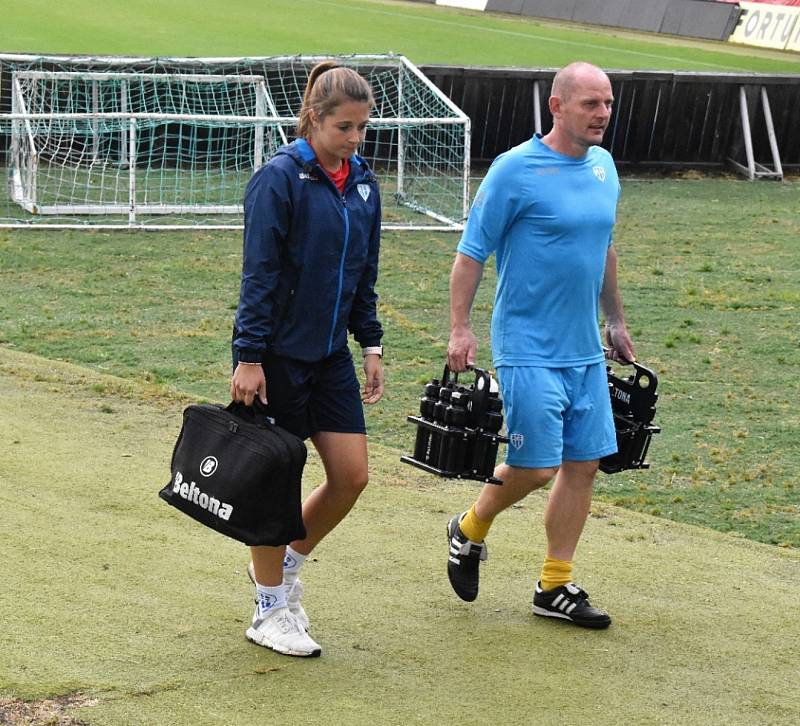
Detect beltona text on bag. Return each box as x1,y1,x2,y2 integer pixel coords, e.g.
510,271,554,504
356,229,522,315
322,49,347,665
159,402,307,546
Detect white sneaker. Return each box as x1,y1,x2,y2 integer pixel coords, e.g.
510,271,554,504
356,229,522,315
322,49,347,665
248,561,310,632
246,606,321,657
285,577,310,632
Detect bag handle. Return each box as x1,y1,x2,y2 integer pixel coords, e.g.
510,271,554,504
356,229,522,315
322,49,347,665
226,399,274,425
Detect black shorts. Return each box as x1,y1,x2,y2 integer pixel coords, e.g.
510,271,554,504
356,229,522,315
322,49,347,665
233,347,365,440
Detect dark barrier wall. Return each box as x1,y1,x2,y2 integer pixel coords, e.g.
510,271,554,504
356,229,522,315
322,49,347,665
619,0,674,32
487,0,526,12
573,0,632,27
486,0,741,40
660,0,742,39
420,65,800,170
516,0,578,22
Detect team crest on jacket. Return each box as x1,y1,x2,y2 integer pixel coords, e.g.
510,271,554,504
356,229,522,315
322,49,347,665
357,183,371,201
592,166,606,182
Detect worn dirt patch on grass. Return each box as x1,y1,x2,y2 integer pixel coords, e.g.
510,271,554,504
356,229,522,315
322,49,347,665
0,694,97,725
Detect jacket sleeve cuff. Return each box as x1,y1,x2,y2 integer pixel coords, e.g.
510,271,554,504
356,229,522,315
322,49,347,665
235,348,263,364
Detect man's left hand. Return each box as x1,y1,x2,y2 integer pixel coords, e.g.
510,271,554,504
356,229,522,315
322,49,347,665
605,322,636,364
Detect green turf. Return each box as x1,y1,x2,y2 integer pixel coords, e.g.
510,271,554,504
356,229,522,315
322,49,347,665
1,348,798,725
1,178,798,549
3,0,800,73
3,6,800,723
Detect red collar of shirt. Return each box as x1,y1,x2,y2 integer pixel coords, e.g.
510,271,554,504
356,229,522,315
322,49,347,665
307,141,350,193
326,158,350,193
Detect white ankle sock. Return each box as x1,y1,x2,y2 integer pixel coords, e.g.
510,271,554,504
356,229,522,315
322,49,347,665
255,583,287,617
283,546,307,576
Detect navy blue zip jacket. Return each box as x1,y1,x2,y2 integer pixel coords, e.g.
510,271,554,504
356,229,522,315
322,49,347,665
233,139,383,363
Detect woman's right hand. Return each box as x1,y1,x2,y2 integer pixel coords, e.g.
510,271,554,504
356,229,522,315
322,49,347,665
230,363,268,407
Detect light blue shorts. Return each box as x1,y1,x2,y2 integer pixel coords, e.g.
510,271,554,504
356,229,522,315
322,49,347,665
496,362,617,469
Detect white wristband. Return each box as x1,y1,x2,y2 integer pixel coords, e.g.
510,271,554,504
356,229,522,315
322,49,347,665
362,346,383,358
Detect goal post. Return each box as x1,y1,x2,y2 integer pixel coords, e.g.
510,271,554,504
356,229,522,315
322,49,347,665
0,54,471,230
8,69,286,220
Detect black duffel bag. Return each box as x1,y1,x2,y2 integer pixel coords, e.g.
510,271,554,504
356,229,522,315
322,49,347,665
159,401,307,546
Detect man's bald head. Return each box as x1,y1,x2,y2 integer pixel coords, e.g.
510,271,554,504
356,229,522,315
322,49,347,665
551,62,610,103
543,61,614,157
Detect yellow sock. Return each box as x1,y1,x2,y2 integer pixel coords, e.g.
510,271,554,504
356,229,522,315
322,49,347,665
539,557,573,591
459,504,493,543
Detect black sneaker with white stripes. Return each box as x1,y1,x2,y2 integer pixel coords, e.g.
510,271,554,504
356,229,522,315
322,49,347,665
446,513,488,602
532,581,611,629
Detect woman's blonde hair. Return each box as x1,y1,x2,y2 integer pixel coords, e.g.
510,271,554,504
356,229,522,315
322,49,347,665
296,61,375,138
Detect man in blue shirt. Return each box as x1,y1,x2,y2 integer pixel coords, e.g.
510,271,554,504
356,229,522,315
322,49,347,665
446,62,635,628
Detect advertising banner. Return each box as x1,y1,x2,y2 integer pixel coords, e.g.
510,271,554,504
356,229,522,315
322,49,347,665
729,1,800,49
717,0,800,7
787,18,800,47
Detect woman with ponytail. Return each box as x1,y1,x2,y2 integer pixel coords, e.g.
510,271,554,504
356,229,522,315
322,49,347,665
231,61,384,658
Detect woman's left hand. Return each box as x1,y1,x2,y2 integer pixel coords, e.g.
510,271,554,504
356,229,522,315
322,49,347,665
362,354,384,404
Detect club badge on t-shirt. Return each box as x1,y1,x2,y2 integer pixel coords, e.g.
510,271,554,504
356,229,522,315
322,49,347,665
357,183,371,202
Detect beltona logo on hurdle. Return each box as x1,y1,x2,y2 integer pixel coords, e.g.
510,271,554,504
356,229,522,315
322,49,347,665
172,471,233,520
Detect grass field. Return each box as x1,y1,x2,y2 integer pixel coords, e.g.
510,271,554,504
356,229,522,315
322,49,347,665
2,349,798,725
1,179,798,550
3,0,800,73
2,2,800,724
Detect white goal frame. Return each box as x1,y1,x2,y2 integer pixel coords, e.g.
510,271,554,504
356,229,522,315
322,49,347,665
10,70,285,219
0,53,471,231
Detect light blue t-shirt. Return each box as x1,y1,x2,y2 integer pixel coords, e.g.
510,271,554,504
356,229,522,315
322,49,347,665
457,134,620,367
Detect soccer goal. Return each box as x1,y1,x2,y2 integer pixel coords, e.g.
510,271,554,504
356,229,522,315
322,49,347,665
0,54,471,230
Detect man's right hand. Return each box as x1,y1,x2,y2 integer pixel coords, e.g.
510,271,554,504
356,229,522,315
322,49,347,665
447,325,478,372
448,252,484,373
